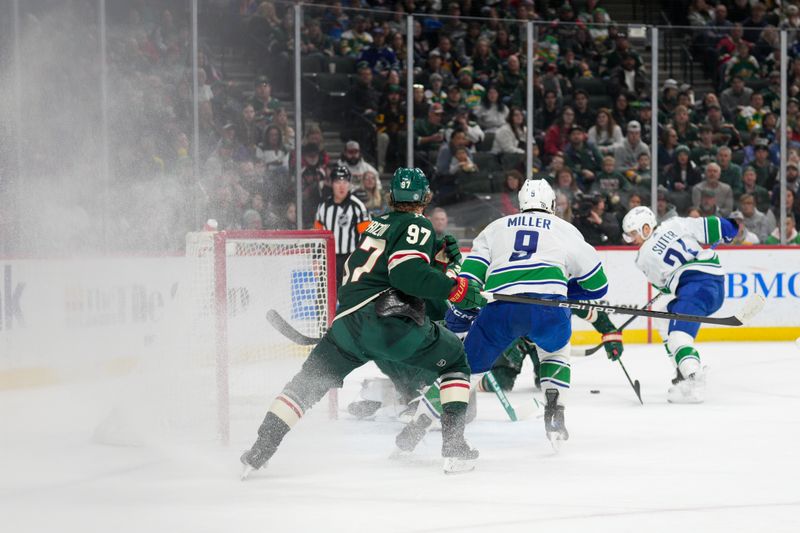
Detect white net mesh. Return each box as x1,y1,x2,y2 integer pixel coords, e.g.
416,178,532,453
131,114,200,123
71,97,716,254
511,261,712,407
94,231,334,447
184,231,334,442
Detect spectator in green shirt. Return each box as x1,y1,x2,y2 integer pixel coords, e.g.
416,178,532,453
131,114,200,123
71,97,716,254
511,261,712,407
691,125,719,167
765,215,800,244
716,146,744,197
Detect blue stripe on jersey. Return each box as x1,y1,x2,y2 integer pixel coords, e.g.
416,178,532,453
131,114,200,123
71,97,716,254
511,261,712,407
574,262,601,282
466,255,490,266
488,280,568,293
492,262,559,274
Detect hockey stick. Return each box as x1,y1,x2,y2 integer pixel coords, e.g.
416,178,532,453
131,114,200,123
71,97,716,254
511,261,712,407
618,359,643,405
570,293,664,357
481,292,766,326
484,371,518,421
266,309,321,345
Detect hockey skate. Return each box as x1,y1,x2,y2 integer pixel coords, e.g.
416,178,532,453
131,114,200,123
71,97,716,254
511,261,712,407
442,437,479,474
391,413,433,459
346,400,383,419
543,388,569,451
240,438,276,480
667,369,706,404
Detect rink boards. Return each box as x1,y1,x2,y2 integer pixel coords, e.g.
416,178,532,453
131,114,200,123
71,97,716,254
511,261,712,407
0,247,799,388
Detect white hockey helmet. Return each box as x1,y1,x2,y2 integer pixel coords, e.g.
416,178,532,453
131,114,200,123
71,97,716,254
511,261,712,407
622,206,657,243
518,179,556,214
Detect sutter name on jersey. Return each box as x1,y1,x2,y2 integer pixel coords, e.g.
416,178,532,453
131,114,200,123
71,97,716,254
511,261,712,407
507,215,552,229
650,230,679,255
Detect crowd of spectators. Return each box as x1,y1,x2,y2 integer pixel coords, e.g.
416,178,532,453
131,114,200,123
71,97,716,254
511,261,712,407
17,0,800,253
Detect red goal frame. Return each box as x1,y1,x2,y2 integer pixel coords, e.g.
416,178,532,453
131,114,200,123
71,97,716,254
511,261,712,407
208,230,337,444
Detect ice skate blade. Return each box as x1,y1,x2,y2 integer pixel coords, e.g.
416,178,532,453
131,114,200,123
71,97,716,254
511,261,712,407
240,464,255,480
389,447,413,460
547,433,567,453
443,457,476,474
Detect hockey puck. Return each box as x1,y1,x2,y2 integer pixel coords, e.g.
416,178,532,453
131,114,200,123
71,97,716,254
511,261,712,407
590,390,600,394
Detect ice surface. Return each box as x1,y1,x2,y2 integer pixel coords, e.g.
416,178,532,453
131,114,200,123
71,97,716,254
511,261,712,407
2,342,800,533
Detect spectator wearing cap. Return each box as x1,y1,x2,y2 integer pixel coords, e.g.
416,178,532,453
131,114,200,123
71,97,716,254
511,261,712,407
431,35,465,76
456,67,485,111
446,107,484,146
418,51,455,89
375,85,406,173
564,125,604,189
750,139,778,189
692,162,734,216
690,125,719,167
612,120,650,173
442,85,465,123
656,186,679,223
412,84,430,119
726,210,760,245
575,193,623,246
702,101,741,148
249,75,281,122
741,166,771,213
609,53,648,100
588,108,624,154
423,73,447,106
414,103,446,156
738,192,775,242
314,165,370,287
663,144,701,194
660,79,680,118
337,140,378,188
301,18,334,57
492,106,527,155
339,15,373,57
476,84,509,133
716,146,744,196
604,31,642,73
358,26,398,73
348,62,381,117
720,76,753,121
572,90,597,132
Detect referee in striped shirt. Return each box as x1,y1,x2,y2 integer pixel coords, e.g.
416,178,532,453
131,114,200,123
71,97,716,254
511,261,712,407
314,165,371,287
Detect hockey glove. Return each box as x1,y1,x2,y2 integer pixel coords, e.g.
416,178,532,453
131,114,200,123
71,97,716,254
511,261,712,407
601,331,624,361
448,277,487,310
720,217,739,243
435,235,462,272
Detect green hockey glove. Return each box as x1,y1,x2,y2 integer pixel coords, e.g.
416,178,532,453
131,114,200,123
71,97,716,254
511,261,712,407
601,331,624,361
448,277,487,309
434,234,462,271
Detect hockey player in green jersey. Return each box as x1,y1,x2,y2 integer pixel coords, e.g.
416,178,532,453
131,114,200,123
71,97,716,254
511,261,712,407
241,168,486,477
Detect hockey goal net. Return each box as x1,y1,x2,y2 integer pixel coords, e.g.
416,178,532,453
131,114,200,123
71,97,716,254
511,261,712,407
184,230,337,444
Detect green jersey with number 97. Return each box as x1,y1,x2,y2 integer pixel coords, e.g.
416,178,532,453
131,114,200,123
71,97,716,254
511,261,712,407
337,211,456,316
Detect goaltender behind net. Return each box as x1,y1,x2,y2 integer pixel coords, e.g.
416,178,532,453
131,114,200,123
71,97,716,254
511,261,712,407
241,167,487,477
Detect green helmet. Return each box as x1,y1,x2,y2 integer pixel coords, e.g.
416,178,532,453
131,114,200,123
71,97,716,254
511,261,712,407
390,167,430,203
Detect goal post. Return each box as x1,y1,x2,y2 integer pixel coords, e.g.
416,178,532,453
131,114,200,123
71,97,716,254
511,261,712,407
186,229,338,444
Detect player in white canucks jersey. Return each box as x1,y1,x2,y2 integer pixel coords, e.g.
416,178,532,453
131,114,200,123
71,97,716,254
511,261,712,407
460,180,609,445
621,206,738,403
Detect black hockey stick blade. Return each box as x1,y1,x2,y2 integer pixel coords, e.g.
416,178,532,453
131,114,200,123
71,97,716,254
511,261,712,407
618,359,643,405
266,310,321,346
483,292,762,327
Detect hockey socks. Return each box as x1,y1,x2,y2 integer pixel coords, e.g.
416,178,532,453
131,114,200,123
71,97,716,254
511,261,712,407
241,392,305,473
